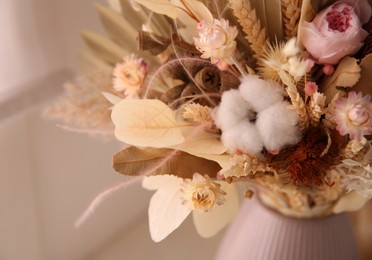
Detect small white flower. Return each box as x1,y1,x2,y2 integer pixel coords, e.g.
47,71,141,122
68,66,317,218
142,174,239,241
113,54,147,97
194,19,238,64
181,173,226,212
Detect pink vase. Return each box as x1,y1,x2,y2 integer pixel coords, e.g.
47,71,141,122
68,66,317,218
215,197,360,260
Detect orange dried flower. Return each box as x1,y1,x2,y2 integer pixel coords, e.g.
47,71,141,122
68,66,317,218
270,128,341,187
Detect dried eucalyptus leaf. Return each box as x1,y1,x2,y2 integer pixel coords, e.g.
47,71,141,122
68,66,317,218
112,147,222,178
353,54,372,95
80,30,128,65
321,56,361,102
134,0,178,19
95,3,138,52
112,99,186,148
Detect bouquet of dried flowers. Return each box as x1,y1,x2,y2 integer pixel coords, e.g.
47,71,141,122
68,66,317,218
46,0,372,242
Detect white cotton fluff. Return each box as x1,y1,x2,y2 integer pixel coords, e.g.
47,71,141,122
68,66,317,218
214,89,255,131
221,121,263,155
239,75,284,112
256,101,301,154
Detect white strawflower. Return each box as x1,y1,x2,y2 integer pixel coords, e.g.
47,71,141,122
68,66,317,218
194,19,238,64
113,54,147,97
181,173,226,212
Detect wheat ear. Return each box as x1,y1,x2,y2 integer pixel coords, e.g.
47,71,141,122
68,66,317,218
228,0,268,58
281,0,302,40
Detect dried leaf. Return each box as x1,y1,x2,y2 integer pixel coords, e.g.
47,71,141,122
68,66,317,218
134,0,178,19
333,191,369,214
175,130,227,155
101,92,122,105
95,3,138,52
80,30,128,65
353,54,372,95
321,57,361,102
112,99,185,148
192,182,239,237
179,0,213,22
113,147,222,178
142,175,191,242
297,0,316,48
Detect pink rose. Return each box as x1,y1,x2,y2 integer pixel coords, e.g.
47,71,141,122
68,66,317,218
301,0,371,64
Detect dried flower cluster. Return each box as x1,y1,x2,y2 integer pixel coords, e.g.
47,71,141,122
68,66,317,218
49,0,372,242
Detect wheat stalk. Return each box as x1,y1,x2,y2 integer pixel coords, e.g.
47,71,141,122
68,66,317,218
281,0,302,40
228,0,268,58
308,92,326,127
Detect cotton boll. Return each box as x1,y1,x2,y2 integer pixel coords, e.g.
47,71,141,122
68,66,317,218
256,101,301,154
239,75,285,112
221,121,263,155
214,89,255,131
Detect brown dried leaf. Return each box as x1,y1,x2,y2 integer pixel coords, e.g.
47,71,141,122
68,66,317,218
112,146,221,178
353,54,372,96
320,56,361,103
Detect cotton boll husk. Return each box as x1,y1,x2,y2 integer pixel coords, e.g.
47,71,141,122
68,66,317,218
256,101,301,154
239,75,284,112
214,89,254,131
221,121,263,155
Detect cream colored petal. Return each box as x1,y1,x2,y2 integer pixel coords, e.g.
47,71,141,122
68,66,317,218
332,191,369,214
143,175,191,242
112,99,185,148
192,182,239,238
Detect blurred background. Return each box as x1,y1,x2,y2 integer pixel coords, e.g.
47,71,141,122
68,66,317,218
0,0,370,259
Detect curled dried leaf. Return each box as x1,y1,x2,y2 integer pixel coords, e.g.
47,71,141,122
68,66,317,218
113,146,221,178
320,57,361,103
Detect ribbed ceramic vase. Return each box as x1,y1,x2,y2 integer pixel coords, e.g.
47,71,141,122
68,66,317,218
215,197,359,260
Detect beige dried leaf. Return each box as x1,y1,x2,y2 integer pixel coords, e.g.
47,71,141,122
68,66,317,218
296,0,316,48
353,54,372,96
112,146,222,178
180,0,213,22
321,57,361,103
80,30,128,65
112,99,186,148
134,0,178,19
95,3,138,52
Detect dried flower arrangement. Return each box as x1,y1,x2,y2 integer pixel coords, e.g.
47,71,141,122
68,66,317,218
47,0,372,242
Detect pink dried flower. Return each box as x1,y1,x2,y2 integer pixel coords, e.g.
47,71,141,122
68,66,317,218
300,0,371,64
333,92,372,140
113,54,147,97
305,82,319,96
194,19,238,65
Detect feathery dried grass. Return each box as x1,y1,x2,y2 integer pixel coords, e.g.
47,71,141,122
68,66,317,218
45,70,116,136
281,0,302,40
228,0,268,58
